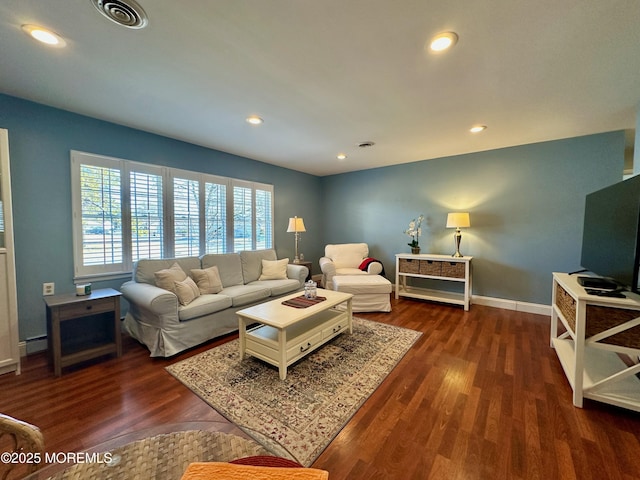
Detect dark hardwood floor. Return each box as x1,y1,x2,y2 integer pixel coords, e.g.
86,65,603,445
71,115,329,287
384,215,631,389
2,298,640,479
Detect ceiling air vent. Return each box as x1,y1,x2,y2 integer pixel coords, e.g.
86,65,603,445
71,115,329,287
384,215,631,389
92,0,149,29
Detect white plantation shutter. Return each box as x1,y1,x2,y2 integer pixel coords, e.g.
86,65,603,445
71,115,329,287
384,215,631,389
205,180,226,253
72,153,125,277
173,177,200,257
233,183,253,252
255,187,273,250
72,151,274,280
231,181,273,252
130,170,163,262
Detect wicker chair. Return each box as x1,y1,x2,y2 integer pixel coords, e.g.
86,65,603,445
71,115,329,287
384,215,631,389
0,413,45,480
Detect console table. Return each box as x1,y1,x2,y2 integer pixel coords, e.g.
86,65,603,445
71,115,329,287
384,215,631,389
44,288,122,376
395,253,472,310
550,272,640,411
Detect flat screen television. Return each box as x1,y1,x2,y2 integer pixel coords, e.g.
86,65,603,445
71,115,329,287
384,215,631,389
578,174,640,293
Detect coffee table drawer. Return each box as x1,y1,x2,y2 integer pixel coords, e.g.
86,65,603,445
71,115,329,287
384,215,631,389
246,328,323,364
287,331,323,363
322,317,349,339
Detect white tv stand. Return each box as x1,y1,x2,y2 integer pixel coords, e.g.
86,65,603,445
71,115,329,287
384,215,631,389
395,253,472,310
550,272,640,411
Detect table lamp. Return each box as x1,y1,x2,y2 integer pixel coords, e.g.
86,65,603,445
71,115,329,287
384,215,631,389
446,212,470,257
286,216,306,263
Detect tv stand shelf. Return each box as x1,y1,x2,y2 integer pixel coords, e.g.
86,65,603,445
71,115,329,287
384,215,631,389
550,272,640,411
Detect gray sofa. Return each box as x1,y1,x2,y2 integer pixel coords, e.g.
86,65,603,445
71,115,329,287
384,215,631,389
121,249,308,357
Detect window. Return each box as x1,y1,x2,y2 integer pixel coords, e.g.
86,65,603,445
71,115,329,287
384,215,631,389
130,168,163,262
71,151,273,280
233,183,253,252
173,176,200,258
255,186,273,250
205,180,226,253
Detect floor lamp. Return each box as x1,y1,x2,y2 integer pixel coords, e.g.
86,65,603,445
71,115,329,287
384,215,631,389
287,216,306,263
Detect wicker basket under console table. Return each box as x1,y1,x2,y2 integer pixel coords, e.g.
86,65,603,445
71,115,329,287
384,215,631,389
550,272,640,411
44,288,122,376
395,254,472,311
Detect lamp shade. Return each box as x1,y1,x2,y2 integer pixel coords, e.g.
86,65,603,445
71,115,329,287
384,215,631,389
446,212,470,228
286,216,306,233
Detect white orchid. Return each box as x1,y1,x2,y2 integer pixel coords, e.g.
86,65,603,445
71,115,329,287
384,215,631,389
404,214,424,247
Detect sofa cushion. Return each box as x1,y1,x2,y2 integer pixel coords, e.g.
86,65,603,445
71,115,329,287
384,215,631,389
136,257,200,285
178,294,233,321
259,258,289,280
201,253,244,287
154,262,188,292
174,276,200,306
247,279,301,297
325,243,369,269
219,285,271,307
191,265,223,294
240,249,277,283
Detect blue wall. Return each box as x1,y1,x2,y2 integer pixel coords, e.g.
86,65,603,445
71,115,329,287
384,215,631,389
321,132,625,305
0,93,626,344
0,94,323,342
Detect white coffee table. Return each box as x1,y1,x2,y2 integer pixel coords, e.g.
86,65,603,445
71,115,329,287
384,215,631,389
237,288,353,380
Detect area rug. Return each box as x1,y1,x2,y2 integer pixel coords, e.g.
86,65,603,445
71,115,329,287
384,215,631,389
166,318,421,466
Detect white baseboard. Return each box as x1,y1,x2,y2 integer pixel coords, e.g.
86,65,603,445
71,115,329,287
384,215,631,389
472,295,551,316
21,337,48,356
390,282,551,316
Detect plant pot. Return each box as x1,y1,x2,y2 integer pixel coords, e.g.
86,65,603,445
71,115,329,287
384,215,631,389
411,247,421,254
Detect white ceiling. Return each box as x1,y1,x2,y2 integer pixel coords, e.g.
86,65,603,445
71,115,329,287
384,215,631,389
1,0,639,176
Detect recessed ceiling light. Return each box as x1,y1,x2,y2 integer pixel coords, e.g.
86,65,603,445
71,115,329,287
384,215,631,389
22,25,66,47
246,115,264,125
470,125,487,133
337,153,347,160
429,32,458,52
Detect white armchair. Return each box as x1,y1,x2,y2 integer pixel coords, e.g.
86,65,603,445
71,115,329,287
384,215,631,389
319,243,383,290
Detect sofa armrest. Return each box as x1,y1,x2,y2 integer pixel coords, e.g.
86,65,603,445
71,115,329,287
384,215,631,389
287,264,308,287
120,281,178,316
319,256,336,276
366,261,383,275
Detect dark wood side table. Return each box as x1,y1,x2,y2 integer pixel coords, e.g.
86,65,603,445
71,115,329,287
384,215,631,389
44,288,122,376
292,260,312,282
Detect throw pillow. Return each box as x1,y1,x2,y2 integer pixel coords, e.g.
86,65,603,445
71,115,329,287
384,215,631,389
259,258,289,280
174,276,200,306
154,262,187,292
191,265,223,294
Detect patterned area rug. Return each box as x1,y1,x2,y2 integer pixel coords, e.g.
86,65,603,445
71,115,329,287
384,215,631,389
166,318,421,466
